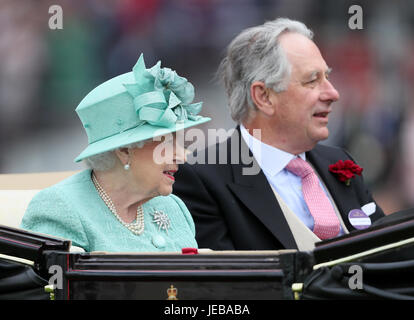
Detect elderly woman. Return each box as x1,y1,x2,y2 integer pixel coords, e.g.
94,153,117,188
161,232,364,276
20,54,210,252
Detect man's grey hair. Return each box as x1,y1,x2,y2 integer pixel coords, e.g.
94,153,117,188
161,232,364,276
217,17,314,123
84,141,146,171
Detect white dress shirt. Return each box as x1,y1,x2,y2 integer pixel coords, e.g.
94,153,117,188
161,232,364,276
240,124,344,236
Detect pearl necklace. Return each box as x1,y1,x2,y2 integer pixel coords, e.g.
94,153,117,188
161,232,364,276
92,172,144,235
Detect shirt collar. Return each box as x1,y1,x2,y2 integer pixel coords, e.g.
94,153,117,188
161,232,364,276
240,124,306,177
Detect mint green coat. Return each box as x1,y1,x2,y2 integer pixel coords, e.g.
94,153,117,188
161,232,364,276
20,170,197,252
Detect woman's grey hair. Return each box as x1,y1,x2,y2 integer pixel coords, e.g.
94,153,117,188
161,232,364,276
84,141,146,171
217,18,314,123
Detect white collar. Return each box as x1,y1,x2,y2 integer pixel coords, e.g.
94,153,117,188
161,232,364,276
240,124,306,177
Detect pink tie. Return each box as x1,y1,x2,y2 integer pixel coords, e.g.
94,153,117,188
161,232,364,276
285,157,340,239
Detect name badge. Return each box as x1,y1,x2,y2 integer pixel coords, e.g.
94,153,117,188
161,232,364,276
348,209,371,230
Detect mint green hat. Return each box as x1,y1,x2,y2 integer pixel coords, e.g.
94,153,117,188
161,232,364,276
74,54,211,162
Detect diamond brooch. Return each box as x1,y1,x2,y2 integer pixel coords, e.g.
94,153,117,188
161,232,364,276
151,210,171,234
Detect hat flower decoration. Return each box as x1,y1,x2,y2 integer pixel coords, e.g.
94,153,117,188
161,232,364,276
123,56,203,128
74,53,210,162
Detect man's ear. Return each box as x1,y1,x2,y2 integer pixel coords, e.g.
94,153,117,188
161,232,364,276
114,148,130,166
250,81,275,116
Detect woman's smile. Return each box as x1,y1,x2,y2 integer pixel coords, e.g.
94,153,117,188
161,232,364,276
163,169,177,182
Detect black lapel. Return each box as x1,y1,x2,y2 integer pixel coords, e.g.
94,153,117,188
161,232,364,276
226,127,297,249
306,145,358,232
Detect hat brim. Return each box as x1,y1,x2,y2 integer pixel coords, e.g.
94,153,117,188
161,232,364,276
74,116,211,162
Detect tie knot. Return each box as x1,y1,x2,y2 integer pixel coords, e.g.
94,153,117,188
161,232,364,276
285,157,314,178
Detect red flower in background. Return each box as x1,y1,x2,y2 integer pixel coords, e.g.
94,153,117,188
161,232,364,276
329,160,363,186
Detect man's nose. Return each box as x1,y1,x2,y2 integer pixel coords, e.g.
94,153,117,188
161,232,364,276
320,79,340,103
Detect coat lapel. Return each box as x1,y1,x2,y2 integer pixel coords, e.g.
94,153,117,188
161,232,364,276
226,128,297,249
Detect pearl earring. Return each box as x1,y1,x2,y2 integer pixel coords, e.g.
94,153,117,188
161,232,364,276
124,163,130,171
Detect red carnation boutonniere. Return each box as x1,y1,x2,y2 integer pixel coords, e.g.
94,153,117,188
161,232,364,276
328,160,363,186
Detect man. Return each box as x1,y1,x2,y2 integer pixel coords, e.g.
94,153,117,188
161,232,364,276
173,18,385,251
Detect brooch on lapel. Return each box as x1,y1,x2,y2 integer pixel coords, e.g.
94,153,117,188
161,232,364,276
329,160,363,186
151,210,171,234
